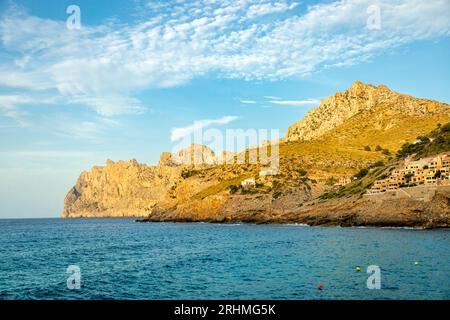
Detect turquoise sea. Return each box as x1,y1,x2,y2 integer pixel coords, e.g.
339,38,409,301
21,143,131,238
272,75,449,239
0,218,449,300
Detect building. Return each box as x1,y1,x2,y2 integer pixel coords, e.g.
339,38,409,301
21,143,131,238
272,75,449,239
334,176,351,187
241,178,256,188
259,168,278,177
369,153,450,194
370,179,388,193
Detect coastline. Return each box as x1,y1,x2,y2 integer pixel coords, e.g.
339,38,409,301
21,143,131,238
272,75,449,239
63,185,450,229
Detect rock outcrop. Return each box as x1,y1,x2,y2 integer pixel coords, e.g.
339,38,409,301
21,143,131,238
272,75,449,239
62,158,181,218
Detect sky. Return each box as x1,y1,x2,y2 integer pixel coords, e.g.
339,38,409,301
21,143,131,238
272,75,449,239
0,0,449,218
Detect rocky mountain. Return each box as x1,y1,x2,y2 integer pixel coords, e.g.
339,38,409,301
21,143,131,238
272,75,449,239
286,81,450,147
62,82,450,227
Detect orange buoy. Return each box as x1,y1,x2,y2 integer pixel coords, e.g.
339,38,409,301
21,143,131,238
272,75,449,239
317,283,323,290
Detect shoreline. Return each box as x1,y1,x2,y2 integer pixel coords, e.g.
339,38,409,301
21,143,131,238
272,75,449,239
133,217,444,229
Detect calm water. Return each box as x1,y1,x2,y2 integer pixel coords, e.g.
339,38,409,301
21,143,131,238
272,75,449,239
0,218,449,300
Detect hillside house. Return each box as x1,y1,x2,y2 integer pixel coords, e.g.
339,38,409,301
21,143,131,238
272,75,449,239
334,176,351,187
369,153,450,194
241,178,256,188
259,168,278,177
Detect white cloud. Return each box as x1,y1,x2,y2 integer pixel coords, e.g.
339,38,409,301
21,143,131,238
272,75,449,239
269,99,320,106
0,0,449,120
68,95,145,117
171,115,239,142
247,1,299,19
240,99,257,104
264,96,282,100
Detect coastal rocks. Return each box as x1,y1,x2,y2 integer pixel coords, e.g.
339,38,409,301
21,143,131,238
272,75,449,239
275,186,450,228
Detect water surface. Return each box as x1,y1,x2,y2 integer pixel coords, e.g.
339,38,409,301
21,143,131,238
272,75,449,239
0,218,448,299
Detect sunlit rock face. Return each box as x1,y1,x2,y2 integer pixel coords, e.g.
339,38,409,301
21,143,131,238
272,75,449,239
286,81,450,142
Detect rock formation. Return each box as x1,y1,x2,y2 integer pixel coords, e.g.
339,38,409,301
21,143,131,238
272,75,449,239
62,81,450,227
286,81,450,143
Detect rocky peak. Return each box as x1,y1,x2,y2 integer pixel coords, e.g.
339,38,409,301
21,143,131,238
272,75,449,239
286,81,449,142
161,144,219,167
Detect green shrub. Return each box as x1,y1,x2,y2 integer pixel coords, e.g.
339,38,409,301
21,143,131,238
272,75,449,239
181,169,201,179
354,168,369,179
404,173,414,182
228,185,240,194
325,177,337,186
441,122,450,132
369,160,385,168
272,191,282,199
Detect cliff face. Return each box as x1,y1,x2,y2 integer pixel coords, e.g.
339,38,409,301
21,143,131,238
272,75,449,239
62,82,450,227
286,81,450,143
62,144,237,218
62,159,181,218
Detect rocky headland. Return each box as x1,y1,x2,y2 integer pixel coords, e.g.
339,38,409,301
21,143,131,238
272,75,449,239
62,81,450,228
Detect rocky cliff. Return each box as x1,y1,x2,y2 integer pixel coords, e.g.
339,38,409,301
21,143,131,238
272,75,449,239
286,81,450,144
62,159,180,217
62,82,450,227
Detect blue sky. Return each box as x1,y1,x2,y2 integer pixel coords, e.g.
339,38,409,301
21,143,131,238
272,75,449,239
0,0,449,218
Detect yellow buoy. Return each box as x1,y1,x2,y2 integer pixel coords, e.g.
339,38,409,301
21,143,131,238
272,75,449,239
356,266,361,272
414,261,419,266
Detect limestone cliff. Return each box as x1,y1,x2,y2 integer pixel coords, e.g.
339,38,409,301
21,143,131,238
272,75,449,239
62,82,450,227
62,159,181,218
286,81,450,144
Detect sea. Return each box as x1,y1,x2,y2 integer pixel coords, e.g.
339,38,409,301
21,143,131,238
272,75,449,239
0,218,448,300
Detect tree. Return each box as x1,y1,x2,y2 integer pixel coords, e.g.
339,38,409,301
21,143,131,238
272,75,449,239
369,160,385,168
354,168,369,179
441,122,450,132
404,173,414,182
375,145,382,151
416,136,430,144
364,146,371,151
434,170,442,179
228,185,240,194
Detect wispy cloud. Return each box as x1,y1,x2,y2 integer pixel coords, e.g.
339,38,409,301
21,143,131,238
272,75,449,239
246,1,299,19
240,99,257,104
264,96,282,100
269,99,320,106
0,0,449,121
0,94,57,125
171,115,239,142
